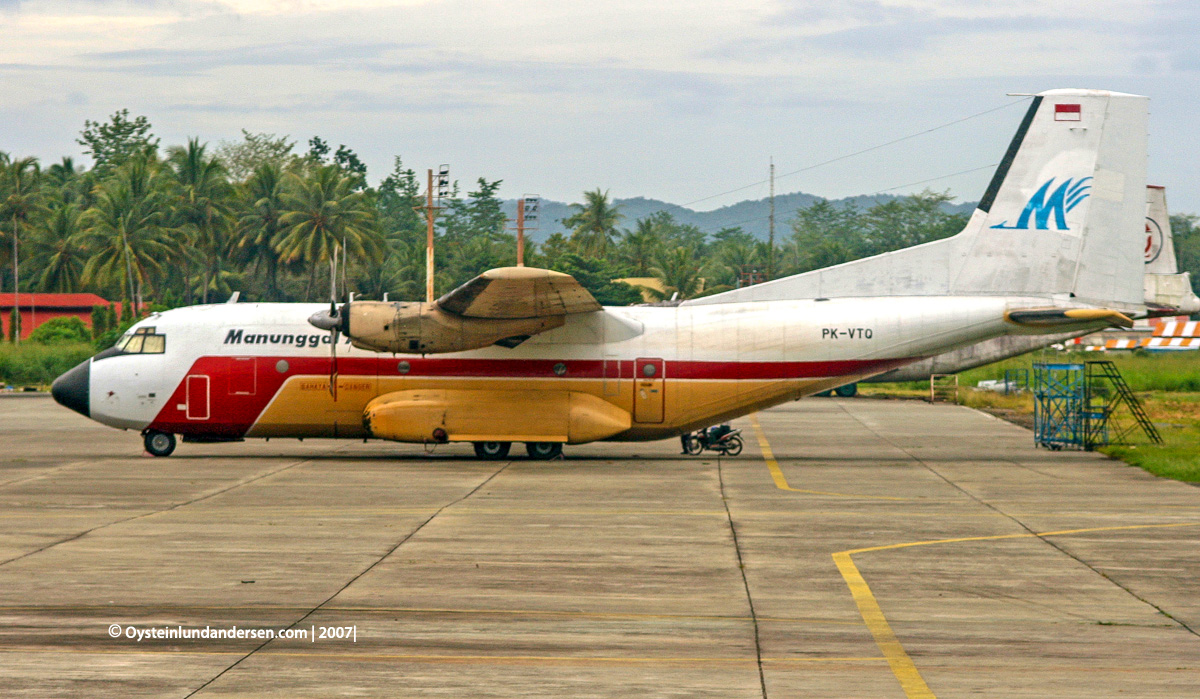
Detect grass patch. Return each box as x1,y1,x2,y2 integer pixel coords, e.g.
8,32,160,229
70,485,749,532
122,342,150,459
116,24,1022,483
867,352,1200,483
0,342,94,388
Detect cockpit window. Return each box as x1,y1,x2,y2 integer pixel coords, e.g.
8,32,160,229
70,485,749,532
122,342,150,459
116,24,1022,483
116,327,166,354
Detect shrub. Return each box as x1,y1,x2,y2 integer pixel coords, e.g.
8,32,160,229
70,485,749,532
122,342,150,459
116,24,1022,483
28,316,92,345
0,343,94,387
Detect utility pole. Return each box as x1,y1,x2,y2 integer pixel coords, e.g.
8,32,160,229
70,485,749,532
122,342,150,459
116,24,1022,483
515,198,525,267
11,212,18,346
421,165,451,302
768,157,775,280
425,169,435,302
512,195,539,267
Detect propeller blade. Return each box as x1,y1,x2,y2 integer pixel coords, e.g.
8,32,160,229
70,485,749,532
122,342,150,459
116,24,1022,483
329,326,339,401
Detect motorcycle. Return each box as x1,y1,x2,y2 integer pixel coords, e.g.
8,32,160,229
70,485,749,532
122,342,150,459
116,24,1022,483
682,424,744,456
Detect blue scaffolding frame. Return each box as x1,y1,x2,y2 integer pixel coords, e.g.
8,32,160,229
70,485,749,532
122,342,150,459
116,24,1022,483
1033,363,1088,450
1033,361,1162,451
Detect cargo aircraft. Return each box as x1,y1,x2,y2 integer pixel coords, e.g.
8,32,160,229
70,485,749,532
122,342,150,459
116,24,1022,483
52,89,1161,459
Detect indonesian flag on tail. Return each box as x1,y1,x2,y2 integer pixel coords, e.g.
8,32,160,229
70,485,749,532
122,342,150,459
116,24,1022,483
1055,103,1082,121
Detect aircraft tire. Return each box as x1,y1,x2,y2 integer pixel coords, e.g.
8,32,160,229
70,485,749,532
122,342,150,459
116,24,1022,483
143,430,176,457
525,442,563,460
834,383,858,398
473,441,512,459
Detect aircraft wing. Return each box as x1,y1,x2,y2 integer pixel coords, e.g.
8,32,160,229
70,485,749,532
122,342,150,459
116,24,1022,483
436,266,601,319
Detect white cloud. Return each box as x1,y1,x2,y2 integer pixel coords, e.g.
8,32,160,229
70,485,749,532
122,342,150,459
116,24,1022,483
1,0,1197,212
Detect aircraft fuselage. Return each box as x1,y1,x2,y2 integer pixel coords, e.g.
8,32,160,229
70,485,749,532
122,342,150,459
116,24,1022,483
56,295,1065,444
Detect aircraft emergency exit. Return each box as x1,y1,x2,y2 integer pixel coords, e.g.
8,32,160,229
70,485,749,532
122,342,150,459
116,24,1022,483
52,89,1159,459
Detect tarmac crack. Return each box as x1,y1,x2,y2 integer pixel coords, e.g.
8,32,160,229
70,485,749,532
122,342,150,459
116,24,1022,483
183,458,513,698
717,454,768,699
0,452,323,569
833,399,1200,641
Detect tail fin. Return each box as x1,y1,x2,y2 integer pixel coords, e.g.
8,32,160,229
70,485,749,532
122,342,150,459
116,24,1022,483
1143,185,1200,313
685,89,1149,309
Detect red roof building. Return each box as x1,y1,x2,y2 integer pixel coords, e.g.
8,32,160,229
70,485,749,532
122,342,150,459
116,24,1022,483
0,293,112,340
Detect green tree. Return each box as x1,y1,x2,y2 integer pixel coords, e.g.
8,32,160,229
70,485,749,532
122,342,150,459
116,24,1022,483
618,216,666,275
552,253,642,306
28,204,87,292
77,109,159,175
709,227,764,288
235,163,291,301
169,138,234,303
276,165,383,300
650,246,706,300
786,198,862,273
861,190,965,255
81,154,176,305
214,130,297,182
1172,213,1200,300
563,189,622,257
1,156,45,346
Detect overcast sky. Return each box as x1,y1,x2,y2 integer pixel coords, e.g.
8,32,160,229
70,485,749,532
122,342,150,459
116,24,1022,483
2,0,1198,213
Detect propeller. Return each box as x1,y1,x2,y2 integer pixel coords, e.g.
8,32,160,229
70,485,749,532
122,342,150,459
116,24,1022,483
306,240,347,401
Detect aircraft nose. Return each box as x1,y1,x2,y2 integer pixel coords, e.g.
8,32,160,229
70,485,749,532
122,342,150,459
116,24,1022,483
51,359,90,418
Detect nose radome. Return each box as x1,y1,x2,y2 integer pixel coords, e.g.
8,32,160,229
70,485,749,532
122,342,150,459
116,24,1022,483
51,359,90,418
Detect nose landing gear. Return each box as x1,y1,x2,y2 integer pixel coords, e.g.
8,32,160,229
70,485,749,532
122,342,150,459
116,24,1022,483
143,430,177,457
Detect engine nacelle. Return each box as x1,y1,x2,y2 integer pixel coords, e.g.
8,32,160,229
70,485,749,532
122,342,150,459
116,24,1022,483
343,300,565,354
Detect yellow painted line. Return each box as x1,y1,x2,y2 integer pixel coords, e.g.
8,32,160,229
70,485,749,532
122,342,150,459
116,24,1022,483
750,415,910,500
834,521,1200,699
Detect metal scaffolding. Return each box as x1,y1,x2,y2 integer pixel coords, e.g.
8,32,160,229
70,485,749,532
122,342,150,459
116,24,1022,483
1033,361,1162,451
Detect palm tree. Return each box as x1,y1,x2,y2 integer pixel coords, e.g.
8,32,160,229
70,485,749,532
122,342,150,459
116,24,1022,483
235,163,290,301
650,246,705,300
619,217,665,275
81,154,177,306
169,139,232,303
563,188,621,257
0,156,44,344
276,165,382,300
28,204,87,292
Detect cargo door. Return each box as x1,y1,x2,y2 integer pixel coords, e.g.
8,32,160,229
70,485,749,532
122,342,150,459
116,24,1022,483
633,358,664,423
603,355,622,397
185,375,210,420
228,357,257,395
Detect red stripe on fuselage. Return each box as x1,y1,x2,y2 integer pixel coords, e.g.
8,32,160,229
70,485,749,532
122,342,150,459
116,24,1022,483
147,356,918,438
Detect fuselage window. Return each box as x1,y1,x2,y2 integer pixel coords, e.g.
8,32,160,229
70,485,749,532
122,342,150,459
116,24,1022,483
117,327,166,354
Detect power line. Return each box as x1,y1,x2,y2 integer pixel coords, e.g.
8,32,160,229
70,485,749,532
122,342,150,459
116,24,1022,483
680,96,1032,209
868,163,998,196
692,161,999,237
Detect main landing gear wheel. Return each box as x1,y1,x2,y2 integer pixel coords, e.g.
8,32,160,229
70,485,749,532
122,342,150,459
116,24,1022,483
473,441,512,460
143,430,176,457
525,442,563,460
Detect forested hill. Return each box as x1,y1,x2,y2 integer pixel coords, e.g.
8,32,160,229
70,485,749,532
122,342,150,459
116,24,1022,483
501,192,979,243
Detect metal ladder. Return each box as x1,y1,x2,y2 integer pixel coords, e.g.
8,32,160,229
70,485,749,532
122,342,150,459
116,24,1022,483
1086,361,1162,445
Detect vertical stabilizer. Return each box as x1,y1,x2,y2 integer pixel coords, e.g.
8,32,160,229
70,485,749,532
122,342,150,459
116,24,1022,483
1145,186,1178,274
953,89,1148,307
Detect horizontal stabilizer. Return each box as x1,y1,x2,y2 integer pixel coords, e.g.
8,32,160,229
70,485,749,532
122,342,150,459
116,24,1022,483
1005,308,1133,328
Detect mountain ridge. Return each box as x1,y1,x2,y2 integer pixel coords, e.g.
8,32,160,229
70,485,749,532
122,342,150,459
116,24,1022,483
499,191,978,243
